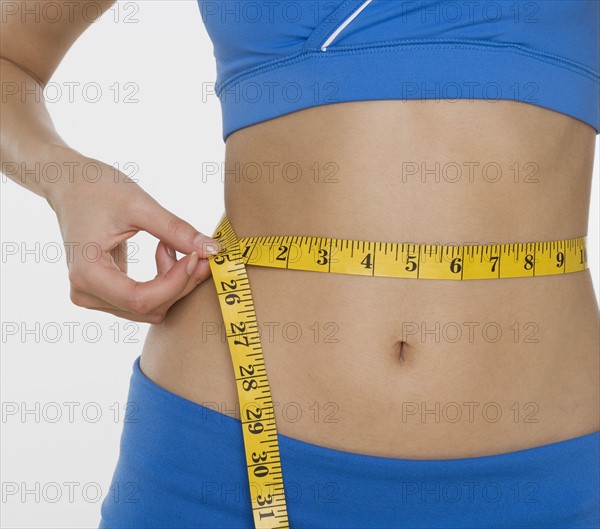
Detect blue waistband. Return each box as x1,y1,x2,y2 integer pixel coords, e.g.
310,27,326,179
99,356,600,529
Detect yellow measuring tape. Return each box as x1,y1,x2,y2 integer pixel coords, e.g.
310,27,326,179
207,212,588,529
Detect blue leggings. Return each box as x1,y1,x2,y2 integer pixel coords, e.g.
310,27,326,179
99,356,600,528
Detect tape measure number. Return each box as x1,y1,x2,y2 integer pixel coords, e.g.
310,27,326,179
234,235,588,280
208,215,290,529
208,213,589,529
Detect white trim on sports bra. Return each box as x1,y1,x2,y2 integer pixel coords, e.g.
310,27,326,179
320,0,373,52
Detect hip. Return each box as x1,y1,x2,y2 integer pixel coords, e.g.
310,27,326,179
99,355,600,529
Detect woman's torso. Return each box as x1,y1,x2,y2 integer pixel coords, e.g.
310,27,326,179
140,98,599,459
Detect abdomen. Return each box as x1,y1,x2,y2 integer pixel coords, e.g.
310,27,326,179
140,98,600,458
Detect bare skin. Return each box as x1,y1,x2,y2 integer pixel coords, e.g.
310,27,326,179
0,1,222,322
2,1,599,460
141,99,600,458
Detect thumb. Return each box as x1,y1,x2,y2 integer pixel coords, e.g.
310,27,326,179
132,195,221,258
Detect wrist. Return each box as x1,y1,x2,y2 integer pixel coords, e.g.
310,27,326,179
36,144,97,211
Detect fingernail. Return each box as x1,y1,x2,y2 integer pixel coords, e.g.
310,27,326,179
186,252,198,275
166,246,175,258
206,244,220,256
193,234,221,255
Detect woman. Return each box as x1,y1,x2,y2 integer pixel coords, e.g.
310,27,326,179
1,0,598,527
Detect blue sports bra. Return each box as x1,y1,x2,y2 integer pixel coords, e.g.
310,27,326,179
196,0,600,142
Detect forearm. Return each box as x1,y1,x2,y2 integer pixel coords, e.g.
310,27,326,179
0,0,118,205
0,56,79,205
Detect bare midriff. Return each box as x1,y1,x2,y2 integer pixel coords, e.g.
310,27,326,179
140,99,600,459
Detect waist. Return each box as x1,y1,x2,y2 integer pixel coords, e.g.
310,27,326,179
141,101,599,458
141,223,599,459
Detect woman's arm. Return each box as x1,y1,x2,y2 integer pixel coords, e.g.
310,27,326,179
0,0,119,200
1,0,222,323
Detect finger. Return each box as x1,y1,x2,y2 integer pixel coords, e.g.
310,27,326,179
155,241,177,276
110,240,128,274
70,287,165,323
131,196,221,259
164,257,212,303
142,256,213,314
70,287,117,311
70,257,212,322
148,257,212,313
72,251,200,315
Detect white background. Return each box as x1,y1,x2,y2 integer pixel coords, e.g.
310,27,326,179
1,1,599,528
